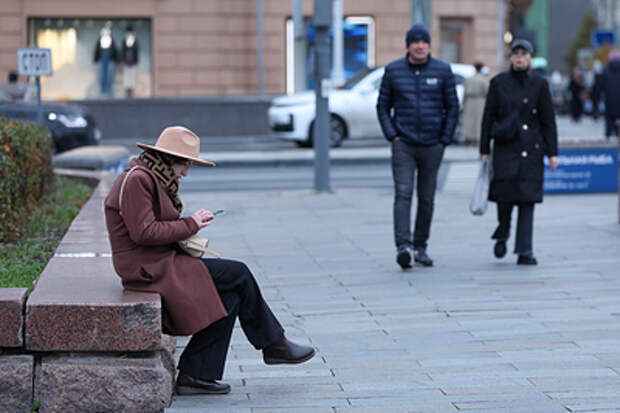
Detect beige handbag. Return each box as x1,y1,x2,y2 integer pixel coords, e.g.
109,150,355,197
177,234,221,258
119,166,221,259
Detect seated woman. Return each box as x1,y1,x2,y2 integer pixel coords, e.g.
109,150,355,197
104,126,315,395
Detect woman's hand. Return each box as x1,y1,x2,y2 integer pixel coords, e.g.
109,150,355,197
549,156,559,172
191,209,215,229
481,154,489,160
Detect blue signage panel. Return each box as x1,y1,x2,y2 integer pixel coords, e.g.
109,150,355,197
306,21,369,89
544,148,618,193
591,29,616,47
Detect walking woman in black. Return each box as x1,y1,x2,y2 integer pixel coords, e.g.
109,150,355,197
480,39,558,265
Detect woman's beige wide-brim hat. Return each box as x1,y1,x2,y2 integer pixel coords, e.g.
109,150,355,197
136,126,215,167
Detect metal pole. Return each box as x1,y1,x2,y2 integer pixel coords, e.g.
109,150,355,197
332,0,345,87
257,0,265,96
425,0,432,29
411,0,431,28
36,75,43,124
314,0,332,192
497,0,506,73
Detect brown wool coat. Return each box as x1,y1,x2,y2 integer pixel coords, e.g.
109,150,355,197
104,157,227,335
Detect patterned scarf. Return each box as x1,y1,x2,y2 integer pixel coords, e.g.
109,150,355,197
138,150,183,213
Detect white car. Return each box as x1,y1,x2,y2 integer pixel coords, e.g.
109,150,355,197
267,63,475,147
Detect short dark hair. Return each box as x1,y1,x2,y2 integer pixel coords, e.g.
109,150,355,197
473,62,484,72
8,71,18,82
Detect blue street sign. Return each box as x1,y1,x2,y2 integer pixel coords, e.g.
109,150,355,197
591,29,616,47
544,148,618,193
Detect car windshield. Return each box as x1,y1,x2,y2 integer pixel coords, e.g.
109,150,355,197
338,68,375,90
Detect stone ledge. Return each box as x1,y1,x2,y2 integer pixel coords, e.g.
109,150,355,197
35,353,172,413
0,288,28,348
25,172,163,352
25,257,162,352
0,354,34,413
52,145,129,172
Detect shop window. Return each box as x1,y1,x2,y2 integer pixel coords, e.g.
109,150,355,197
439,18,472,64
28,18,152,100
286,16,375,94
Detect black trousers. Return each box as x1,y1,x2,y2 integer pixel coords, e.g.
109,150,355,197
605,113,619,138
177,259,284,381
491,202,534,256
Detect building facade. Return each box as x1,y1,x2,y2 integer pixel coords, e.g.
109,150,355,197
0,0,501,100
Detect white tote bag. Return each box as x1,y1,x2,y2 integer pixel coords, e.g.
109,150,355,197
469,158,490,216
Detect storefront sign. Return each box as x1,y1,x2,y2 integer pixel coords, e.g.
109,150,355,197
592,29,616,47
544,148,618,193
17,48,52,76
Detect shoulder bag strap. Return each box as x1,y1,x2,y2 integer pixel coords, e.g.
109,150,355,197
118,165,142,217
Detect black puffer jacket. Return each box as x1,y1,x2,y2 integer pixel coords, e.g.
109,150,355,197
480,67,558,203
376,55,459,145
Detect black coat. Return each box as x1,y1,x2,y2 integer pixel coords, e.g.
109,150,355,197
377,55,459,145
601,61,620,119
480,67,558,203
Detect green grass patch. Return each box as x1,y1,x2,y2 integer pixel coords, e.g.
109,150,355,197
0,175,92,291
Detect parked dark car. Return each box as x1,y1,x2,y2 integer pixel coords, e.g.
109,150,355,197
0,102,101,153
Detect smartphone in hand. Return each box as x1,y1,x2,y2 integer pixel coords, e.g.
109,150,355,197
206,209,225,222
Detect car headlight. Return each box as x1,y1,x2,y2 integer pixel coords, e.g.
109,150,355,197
48,112,88,128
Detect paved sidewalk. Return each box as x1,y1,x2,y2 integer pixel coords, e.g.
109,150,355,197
165,164,620,412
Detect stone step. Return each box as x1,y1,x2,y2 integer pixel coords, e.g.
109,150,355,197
36,353,171,413
0,355,34,413
0,288,28,348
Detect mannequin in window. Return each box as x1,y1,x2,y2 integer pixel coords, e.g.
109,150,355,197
93,21,118,96
122,26,139,98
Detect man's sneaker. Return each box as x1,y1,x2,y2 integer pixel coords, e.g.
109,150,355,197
396,246,413,269
414,248,433,267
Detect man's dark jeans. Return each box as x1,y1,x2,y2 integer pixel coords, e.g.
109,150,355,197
391,139,444,250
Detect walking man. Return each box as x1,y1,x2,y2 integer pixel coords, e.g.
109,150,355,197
377,24,459,269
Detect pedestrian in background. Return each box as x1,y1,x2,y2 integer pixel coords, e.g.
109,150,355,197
568,66,586,122
104,126,315,396
377,24,459,269
0,71,36,103
589,59,604,121
480,39,558,265
600,50,620,139
461,61,489,146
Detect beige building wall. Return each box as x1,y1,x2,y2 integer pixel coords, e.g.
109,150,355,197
0,0,501,98
0,0,23,75
433,0,501,74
